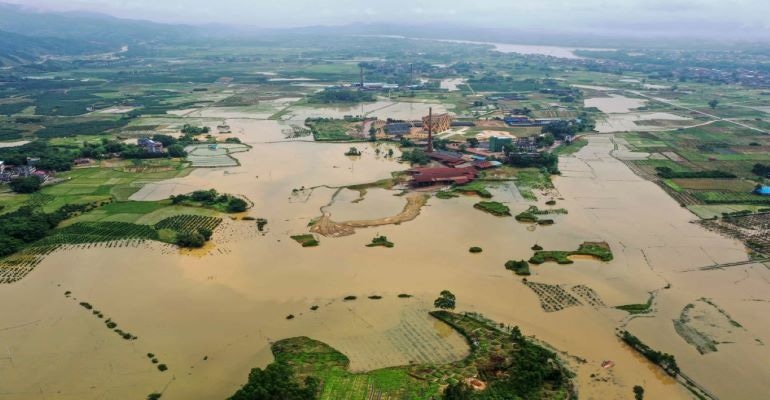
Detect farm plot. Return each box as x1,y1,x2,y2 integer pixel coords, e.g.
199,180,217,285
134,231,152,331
670,178,756,192
184,143,250,167
700,212,770,254
154,214,222,231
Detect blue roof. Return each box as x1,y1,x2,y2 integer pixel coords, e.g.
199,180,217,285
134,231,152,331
756,186,770,195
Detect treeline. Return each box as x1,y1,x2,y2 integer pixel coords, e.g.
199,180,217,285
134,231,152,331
0,141,78,171
307,88,375,104
541,116,595,139
655,167,736,179
0,202,99,257
620,331,680,377
80,135,186,159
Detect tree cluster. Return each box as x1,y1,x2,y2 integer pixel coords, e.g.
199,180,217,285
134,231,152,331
401,148,430,165
170,189,248,213
228,362,318,400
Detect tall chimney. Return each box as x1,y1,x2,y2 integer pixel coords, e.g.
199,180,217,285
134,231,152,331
427,107,434,153
360,65,364,88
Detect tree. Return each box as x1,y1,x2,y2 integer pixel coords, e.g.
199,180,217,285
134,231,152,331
466,137,480,148
167,144,187,158
434,290,456,310
443,382,473,400
177,230,206,248
708,99,719,109
9,176,42,193
227,197,248,213
633,385,645,400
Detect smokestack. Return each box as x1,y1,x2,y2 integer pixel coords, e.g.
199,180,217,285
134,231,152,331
410,63,414,84
427,107,434,153
360,65,364,88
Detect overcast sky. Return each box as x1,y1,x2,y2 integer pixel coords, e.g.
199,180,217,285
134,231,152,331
5,0,770,37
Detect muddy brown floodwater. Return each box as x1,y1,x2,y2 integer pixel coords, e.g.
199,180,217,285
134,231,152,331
0,119,768,400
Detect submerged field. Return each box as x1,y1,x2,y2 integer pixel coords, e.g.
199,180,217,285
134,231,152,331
1,35,770,400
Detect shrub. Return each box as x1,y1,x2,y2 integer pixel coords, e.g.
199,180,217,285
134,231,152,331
227,197,248,213
505,260,531,276
343,295,357,301
157,364,168,372
469,246,483,253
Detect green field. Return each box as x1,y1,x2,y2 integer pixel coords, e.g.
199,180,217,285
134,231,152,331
231,311,573,400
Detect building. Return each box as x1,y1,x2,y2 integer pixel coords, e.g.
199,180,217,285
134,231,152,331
428,150,466,167
138,138,164,153
0,161,4,174
489,136,513,152
422,113,452,134
385,122,412,136
407,167,478,186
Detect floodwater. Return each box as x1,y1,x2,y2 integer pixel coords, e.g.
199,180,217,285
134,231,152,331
585,94,647,113
1,120,769,400
325,188,408,222
283,100,453,122
435,39,611,59
595,112,693,133
440,78,466,91
585,94,694,133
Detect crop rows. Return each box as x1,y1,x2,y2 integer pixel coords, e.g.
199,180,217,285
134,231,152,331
34,222,159,246
155,215,222,232
524,281,583,312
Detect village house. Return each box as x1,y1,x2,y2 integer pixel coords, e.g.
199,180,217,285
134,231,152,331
138,138,164,153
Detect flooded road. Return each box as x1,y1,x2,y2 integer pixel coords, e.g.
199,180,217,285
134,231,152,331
0,111,767,400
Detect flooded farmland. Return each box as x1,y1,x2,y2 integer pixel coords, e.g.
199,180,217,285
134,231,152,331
1,110,769,400
585,94,694,132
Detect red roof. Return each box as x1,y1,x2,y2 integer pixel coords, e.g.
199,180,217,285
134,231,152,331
408,167,477,184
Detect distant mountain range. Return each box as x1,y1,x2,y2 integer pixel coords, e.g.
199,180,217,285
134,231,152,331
0,3,199,65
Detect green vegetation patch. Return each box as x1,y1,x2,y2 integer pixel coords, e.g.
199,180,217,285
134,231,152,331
515,205,568,224
230,312,574,400
305,118,362,141
366,235,394,248
530,241,613,265
616,294,654,315
291,234,319,247
453,181,493,198
473,201,511,216
505,260,531,276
